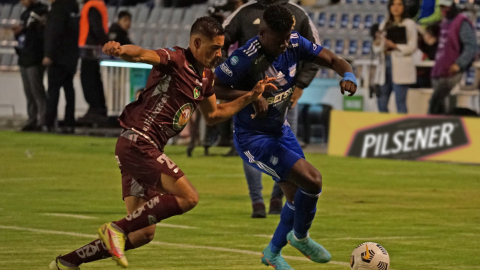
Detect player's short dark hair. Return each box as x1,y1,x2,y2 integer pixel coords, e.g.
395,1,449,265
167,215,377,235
118,11,132,20
190,16,225,39
263,4,295,33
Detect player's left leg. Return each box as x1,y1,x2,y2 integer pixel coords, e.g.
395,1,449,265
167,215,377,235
49,196,155,269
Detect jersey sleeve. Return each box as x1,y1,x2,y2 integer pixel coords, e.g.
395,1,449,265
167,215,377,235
154,47,180,67
214,50,251,87
297,34,323,62
204,72,215,98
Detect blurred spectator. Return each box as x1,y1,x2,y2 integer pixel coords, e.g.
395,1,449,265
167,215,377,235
78,0,109,123
108,11,132,45
13,0,48,131
429,0,477,114
418,0,443,25
373,0,418,114
414,22,440,88
219,0,321,218
43,0,80,133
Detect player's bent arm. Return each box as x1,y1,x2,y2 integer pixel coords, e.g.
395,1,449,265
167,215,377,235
198,93,256,126
213,74,249,101
314,48,353,76
118,45,161,65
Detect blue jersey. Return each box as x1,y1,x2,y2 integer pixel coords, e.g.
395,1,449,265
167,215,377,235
215,31,323,134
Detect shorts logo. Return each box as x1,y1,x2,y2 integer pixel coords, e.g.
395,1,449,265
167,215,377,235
220,63,233,77
173,103,194,130
230,56,239,65
270,156,279,165
167,47,176,51
193,86,201,99
289,64,297,77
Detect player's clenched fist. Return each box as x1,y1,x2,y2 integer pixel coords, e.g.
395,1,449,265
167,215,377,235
251,76,277,100
103,41,124,57
340,80,357,97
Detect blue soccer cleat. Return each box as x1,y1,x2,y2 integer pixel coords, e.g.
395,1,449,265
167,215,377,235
261,246,295,270
287,231,331,263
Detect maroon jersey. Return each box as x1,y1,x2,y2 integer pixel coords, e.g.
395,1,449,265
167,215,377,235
119,47,215,151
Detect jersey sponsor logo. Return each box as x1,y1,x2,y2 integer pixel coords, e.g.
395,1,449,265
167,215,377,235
346,117,469,159
289,64,297,77
291,42,299,48
253,18,260,24
193,86,201,99
220,63,233,77
254,54,265,65
144,76,172,132
173,103,194,130
167,47,176,51
230,56,239,65
266,87,294,106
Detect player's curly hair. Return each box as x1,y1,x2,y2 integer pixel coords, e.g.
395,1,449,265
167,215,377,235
190,16,225,39
263,4,295,33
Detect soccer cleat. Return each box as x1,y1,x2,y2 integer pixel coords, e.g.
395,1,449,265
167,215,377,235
261,247,295,270
49,257,80,270
287,231,331,263
98,222,128,268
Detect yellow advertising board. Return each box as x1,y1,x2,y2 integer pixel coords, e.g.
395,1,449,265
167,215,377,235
328,110,480,164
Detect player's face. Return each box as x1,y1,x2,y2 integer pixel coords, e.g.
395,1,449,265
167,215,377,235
198,35,224,69
259,27,292,57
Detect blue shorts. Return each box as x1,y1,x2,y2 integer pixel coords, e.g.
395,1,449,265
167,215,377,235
233,125,305,182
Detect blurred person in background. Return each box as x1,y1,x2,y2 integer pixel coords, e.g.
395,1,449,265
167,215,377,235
109,10,133,45
417,0,443,26
414,22,440,88
373,0,418,114
219,0,321,218
428,0,476,114
43,0,80,133
13,0,48,131
78,0,109,123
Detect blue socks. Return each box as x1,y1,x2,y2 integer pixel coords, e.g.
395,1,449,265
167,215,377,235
293,188,320,240
269,201,295,254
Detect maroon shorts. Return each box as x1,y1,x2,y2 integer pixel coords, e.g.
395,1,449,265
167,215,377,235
115,130,185,200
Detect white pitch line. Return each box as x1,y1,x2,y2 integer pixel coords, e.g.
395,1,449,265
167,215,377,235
253,234,430,241
157,223,197,229
0,225,349,267
43,213,99,220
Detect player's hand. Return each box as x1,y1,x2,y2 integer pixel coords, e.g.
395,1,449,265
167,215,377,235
251,76,277,99
103,41,124,57
289,87,303,109
251,96,269,119
340,80,357,96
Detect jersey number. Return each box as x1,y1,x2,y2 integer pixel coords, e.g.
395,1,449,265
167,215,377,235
157,154,177,170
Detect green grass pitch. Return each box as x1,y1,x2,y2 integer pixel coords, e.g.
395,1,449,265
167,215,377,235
0,131,479,270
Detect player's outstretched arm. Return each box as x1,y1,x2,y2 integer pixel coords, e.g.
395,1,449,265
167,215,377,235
314,48,357,96
102,41,161,65
213,74,250,101
199,77,277,126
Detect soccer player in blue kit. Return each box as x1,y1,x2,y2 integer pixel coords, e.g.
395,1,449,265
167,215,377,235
214,4,357,270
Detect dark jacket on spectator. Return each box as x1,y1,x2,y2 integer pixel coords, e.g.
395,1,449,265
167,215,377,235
222,0,321,89
15,1,48,67
108,23,132,45
44,0,80,74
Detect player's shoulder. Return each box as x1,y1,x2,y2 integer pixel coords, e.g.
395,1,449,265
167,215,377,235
234,36,262,62
289,31,303,48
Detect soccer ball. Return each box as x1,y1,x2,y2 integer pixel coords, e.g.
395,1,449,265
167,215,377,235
350,242,390,270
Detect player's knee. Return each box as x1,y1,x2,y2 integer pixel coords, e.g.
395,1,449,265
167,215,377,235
182,190,199,212
305,170,322,193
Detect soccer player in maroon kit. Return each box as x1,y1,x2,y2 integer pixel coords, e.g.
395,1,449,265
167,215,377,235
49,17,276,270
